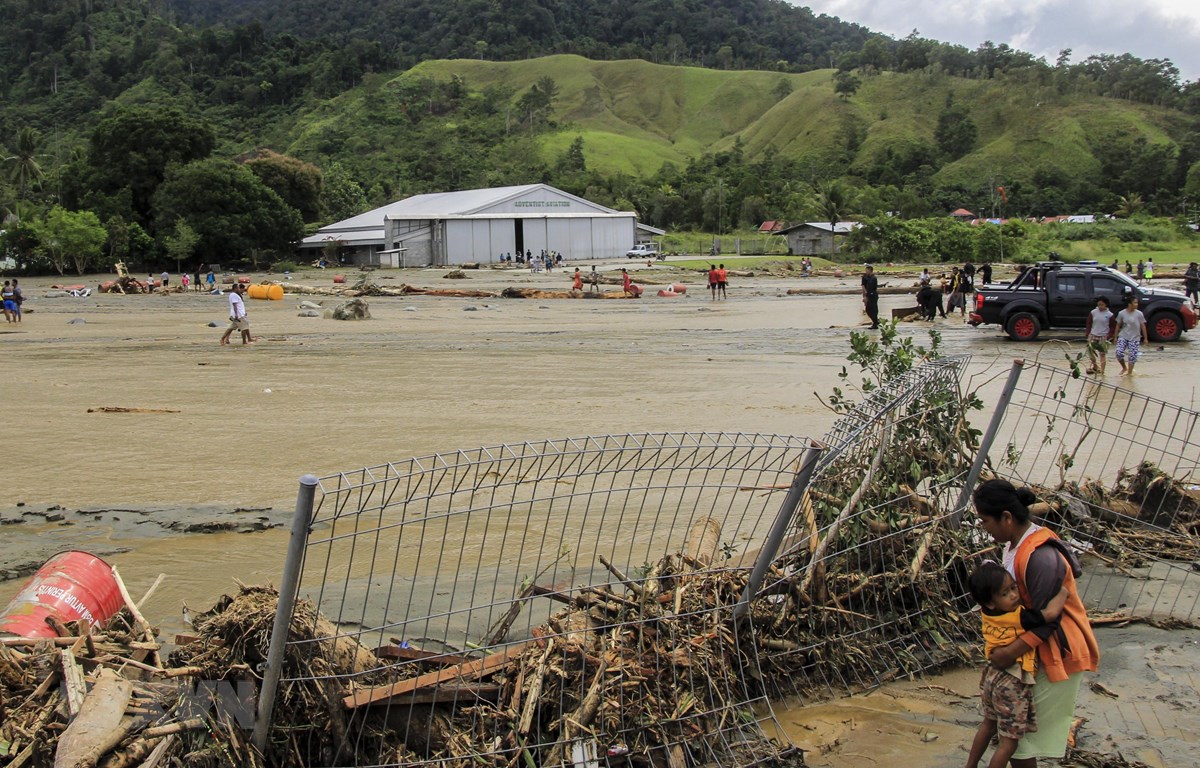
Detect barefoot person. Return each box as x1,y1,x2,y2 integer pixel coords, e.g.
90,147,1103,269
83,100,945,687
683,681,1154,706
220,284,253,345
971,480,1100,768
965,561,1069,768
1114,296,1148,375
571,267,583,293
1084,297,1113,375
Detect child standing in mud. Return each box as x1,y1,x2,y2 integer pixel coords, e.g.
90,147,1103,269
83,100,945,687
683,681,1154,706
965,561,1068,768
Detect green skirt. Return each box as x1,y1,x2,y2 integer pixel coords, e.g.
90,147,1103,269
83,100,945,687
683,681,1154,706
1012,668,1085,759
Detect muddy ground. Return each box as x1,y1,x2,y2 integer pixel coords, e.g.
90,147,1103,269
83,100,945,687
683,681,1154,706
3,262,1198,766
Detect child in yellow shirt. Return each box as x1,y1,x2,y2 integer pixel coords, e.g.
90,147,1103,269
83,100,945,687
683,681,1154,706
965,561,1068,768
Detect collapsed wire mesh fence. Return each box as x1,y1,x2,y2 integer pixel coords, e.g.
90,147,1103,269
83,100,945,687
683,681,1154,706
255,354,996,766
264,432,821,767
978,360,1200,624
760,354,981,702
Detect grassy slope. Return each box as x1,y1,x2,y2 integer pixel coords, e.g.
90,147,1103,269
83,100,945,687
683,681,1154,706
276,54,1186,185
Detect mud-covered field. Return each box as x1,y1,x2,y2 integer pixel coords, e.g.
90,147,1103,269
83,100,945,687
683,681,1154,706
3,262,1198,766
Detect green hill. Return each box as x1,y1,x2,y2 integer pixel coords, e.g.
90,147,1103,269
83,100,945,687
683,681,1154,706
275,54,1188,203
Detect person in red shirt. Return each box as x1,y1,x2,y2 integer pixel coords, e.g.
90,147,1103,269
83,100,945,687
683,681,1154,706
571,268,583,292
708,264,719,300
717,264,728,299
621,268,637,297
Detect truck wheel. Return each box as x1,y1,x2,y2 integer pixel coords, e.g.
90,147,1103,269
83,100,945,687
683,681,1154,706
1148,312,1182,342
1005,312,1041,341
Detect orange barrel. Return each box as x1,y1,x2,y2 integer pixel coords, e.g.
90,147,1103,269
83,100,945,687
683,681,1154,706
100,280,116,292
657,289,679,298
0,551,124,638
237,276,252,284
332,275,346,284
247,283,284,301
672,284,688,294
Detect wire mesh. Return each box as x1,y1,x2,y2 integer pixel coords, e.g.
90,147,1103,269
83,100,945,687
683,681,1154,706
272,432,819,767
978,361,1200,623
760,354,980,702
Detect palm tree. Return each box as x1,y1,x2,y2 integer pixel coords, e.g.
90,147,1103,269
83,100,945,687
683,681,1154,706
814,180,855,257
1114,193,1143,219
4,127,45,198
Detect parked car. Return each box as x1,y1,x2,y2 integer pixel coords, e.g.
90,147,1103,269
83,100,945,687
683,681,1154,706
626,243,660,259
969,261,1197,342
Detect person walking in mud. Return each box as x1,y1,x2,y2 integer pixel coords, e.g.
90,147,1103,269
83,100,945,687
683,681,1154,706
1,280,15,323
1186,262,1200,304
10,279,24,322
220,284,253,345
969,480,1100,768
571,268,583,293
708,264,719,300
717,264,728,299
1084,297,1113,376
588,265,600,294
861,265,879,329
1115,296,1148,375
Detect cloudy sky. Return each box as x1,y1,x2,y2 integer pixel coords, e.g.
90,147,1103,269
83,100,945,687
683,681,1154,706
801,1,1200,82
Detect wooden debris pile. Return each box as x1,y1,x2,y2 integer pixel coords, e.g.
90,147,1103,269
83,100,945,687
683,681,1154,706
0,607,224,768
160,559,809,768
1033,461,1200,566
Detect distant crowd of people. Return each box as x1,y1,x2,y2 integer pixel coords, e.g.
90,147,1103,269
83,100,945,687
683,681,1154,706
498,249,564,272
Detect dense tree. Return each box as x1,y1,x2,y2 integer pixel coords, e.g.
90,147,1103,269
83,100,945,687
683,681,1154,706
153,158,303,264
934,97,977,160
83,106,217,227
32,207,108,275
244,150,324,223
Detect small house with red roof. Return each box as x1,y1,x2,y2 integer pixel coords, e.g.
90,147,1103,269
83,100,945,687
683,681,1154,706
950,208,975,221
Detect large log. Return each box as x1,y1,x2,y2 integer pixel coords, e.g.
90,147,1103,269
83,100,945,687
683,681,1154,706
55,667,133,768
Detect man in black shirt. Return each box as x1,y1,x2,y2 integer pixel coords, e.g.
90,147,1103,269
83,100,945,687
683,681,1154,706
980,262,993,286
861,265,879,329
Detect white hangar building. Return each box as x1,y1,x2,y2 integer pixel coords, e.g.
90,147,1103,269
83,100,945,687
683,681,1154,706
300,183,661,267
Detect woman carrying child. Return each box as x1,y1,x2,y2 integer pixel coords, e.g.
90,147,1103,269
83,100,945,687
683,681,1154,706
968,479,1100,767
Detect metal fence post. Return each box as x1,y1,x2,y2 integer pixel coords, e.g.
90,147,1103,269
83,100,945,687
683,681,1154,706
734,441,826,619
950,359,1025,523
253,474,319,757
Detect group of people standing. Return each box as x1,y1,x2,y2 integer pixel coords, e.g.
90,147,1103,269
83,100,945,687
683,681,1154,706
707,264,728,300
896,262,993,325
2,279,23,322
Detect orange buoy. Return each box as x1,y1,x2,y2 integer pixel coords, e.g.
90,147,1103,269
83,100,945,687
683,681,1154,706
672,284,687,294
333,275,346,284
657,289,679,298
247,283,284,301
237,276,252,284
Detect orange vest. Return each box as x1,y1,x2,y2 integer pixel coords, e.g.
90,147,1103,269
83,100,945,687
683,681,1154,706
1013,527,1100,682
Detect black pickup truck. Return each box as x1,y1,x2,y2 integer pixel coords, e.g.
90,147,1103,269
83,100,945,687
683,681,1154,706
969,261,1197,342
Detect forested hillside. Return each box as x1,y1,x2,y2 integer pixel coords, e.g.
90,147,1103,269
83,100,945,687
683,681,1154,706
1,0,1198,274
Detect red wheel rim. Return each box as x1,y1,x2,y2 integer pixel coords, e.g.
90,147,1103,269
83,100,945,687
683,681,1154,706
1155,317,1177,339
1014,318,1035,338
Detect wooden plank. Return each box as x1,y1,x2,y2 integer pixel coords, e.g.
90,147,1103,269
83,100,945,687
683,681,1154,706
343,642,530,710
379,684,502,706
373,644,472,666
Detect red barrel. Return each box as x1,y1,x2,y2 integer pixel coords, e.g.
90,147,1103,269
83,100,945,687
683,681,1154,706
332,275,346,284
0,551,124,638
